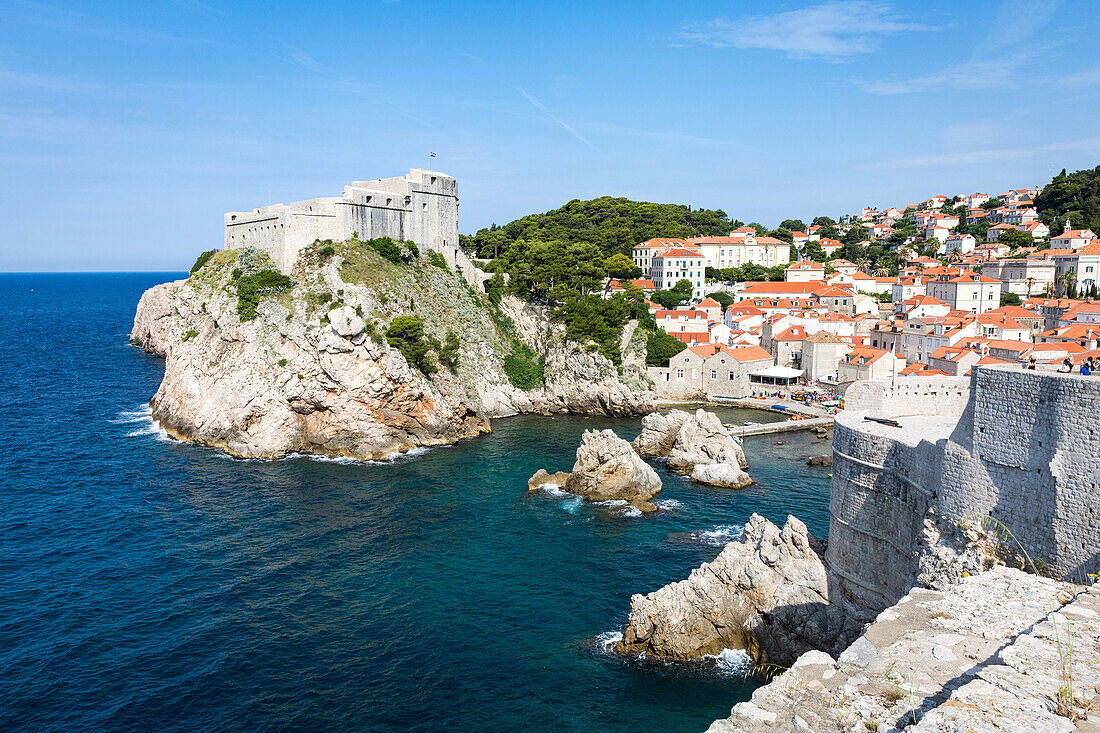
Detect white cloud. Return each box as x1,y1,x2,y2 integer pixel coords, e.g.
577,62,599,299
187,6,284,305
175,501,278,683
862,135,1100,169
679,1,931,59
517,87,596,150
855,0,1064,94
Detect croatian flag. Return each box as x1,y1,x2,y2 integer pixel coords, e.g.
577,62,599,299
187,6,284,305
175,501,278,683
429,152,437,157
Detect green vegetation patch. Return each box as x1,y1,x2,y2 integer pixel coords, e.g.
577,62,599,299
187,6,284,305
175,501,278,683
426,250,449,271
237,269,294,322
385,316,437,375
503,354,544,390
1036,165,1100,234
189,249,217,274
644,328,688,367
558,294,629,365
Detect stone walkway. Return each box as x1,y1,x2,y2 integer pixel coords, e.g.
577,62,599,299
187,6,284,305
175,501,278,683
707,566,1100,732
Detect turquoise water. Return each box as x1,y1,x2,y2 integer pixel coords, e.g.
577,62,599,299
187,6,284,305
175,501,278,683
0,274,833,732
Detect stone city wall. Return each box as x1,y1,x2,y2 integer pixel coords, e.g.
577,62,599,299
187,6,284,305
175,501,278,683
829,366,1100,614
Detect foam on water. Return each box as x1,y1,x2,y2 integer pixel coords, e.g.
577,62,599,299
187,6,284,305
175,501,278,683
594,630,623,653
705,648,754,677
536,483,571,498
110,406,153,424
656,499,683,511
695,524,745,547
116,406,170,441
593,499,643,518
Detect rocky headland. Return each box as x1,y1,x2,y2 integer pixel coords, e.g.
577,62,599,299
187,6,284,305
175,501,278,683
528,429,662,512
130,242,654,460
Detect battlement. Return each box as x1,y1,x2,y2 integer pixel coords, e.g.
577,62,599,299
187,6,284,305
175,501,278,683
828,365,1100,612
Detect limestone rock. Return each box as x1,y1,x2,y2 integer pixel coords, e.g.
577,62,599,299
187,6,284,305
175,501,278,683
632,409,693,457
806,454,832,466
617,513,851,665
666,409,750,473
527,469,569,492
691,462,751,488
328,305,365,338
563,429,662,512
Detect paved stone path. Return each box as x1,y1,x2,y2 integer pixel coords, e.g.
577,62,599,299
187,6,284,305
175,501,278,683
707,566,1100,732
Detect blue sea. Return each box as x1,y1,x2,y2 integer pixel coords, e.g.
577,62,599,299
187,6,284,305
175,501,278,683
0,274,833,732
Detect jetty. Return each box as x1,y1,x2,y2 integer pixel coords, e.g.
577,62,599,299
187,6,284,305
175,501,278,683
730,415,834,438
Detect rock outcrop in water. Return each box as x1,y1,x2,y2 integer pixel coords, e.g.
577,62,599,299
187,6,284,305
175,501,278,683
633,409,751,488
529,429,662,512
617,514,855,665
130,244,654,460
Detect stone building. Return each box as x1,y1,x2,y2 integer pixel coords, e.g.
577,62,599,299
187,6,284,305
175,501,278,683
224,169,469,279
648,344,773,399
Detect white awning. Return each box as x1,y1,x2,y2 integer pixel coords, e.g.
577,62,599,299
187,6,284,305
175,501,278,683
748,365,805,379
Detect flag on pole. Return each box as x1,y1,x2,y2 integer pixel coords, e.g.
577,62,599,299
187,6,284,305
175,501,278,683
429,152,437,157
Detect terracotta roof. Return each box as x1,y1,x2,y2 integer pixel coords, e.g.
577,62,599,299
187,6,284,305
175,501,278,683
773,325,807,341
635,238,689,249
653,248,704,258
725,345,774,362
656,309,707,319
787,260,823,270
697,297,722,307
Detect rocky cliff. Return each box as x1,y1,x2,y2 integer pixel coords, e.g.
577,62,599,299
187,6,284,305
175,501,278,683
131,243,654,460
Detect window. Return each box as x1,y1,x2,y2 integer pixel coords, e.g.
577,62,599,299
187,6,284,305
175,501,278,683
691,369,698,380
676,369,684,380
710,370,717,380
729,372,735,380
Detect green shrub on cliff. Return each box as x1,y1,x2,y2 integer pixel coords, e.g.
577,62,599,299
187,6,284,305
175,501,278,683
438,329,460,371
237,270,294,321
365,236,403,265
427,251,449,271
385,316,437,375
558,293,629,365
503,354,543,390
189,249,217,274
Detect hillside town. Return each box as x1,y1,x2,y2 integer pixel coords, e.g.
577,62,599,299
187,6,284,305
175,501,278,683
612,187,1100,402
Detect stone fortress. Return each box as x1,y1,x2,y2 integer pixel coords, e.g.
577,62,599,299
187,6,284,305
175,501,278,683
830,365,1100,614
224,168,487,287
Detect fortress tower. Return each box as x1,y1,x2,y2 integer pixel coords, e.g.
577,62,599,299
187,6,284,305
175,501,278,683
224,169,460,275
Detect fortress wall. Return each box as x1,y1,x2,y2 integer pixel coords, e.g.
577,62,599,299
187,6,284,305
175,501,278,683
828,366,1100,615
829,412,943,610
223,170,477,283
840,375,971,418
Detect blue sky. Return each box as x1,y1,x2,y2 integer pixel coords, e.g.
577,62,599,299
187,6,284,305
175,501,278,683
2,0,1100,271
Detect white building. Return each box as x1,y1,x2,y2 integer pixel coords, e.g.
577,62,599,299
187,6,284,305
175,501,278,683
685,234,791,271
984,258,1056,298
927,272,1001,314
650,248,706,299
632,238,691,275
944,234,976,255
785,260,825,282
1051,229,1098,250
